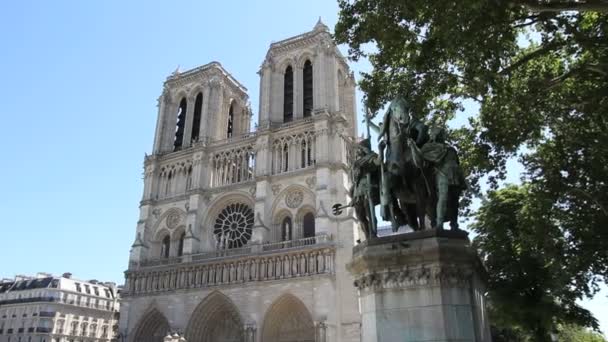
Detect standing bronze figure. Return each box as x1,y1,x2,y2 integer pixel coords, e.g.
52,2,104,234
420,127,467,230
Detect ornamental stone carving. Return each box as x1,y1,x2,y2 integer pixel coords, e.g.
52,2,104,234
271,184,282,195
305,176,316,190
166,211,182,229
285,190,304,209
152,208,162,220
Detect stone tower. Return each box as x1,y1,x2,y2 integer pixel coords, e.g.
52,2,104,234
120,20,361,342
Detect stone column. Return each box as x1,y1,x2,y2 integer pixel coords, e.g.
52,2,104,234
244,323,257,342
200,86,211,143
347,230,492,342
315,321,327,342
294,65,304,120
163,102,178,152
258,63,272,128
271,69,283,123
142,162,156,201
129,205,152,266
182,95,196,147
153,93,167,153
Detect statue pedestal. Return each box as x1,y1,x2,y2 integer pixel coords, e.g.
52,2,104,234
347,230,491,342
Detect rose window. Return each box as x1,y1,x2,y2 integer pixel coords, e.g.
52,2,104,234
214,203,254,249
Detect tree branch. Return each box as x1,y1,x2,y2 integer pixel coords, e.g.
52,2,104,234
510,0,608,12
500,42,564,75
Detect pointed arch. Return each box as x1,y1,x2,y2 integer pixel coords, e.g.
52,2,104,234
283,65,294,123
261,294,315,342
227,101,235,138
132,308,170,342
185,291,244,342
303,60,313,117
174,97,188,151
191,92,203,142
302,212,315,238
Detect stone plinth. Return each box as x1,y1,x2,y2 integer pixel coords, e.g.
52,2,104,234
347,230,491,342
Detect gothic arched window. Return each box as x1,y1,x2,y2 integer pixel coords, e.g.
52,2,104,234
165,172,172,196
303,213,315,238
303,60,313,117
281,217,292,241
173,98,188,151
161,235,170,258
177,232,185,257
283,143,289,172
227,102,234,138
191,93,203,142
283,66,293,122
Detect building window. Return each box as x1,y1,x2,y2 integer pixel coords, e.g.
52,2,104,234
281,217,292,241
283,66,293,122
177,232,185,257
213,203,254,249
303,213,315,238
303,60,313,117
227,102,234,138
161,235,170,258
192,92,203,142
173,98,188,151
283,143,289,172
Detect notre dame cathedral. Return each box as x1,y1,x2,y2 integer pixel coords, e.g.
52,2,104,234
119,20,361,342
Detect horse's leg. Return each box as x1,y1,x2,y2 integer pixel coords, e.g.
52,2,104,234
414,179,429,230
395,187,417,231
405,204,418,231
388,197,401,232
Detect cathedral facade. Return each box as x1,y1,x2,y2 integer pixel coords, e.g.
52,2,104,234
119,21,361,342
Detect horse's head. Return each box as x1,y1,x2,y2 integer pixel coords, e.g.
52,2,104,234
388,96,411,126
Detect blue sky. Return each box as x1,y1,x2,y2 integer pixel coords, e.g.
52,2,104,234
0,0,606,335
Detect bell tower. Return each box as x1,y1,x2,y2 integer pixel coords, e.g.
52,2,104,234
152,62,250,155
122,20,362,342
258,19,357,132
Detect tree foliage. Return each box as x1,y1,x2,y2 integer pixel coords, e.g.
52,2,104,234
557,324,607,342
472,185,599,340
335,0,608,335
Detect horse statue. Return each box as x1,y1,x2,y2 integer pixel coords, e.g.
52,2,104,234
375,96,434,231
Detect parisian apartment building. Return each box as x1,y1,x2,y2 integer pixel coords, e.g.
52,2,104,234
0,273,120,342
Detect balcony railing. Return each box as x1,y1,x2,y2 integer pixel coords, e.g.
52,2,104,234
39,311,55,317
0,296,57,306
139,235,331,268
125,235,335,297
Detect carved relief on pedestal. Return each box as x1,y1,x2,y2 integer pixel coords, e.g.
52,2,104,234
353,265,474,292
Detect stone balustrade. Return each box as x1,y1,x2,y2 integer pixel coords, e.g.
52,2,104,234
124,236,335,297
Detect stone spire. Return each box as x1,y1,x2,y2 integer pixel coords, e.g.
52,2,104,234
314,17,329,32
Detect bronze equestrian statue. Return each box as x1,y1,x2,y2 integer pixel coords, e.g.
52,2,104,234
334,95,466,239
